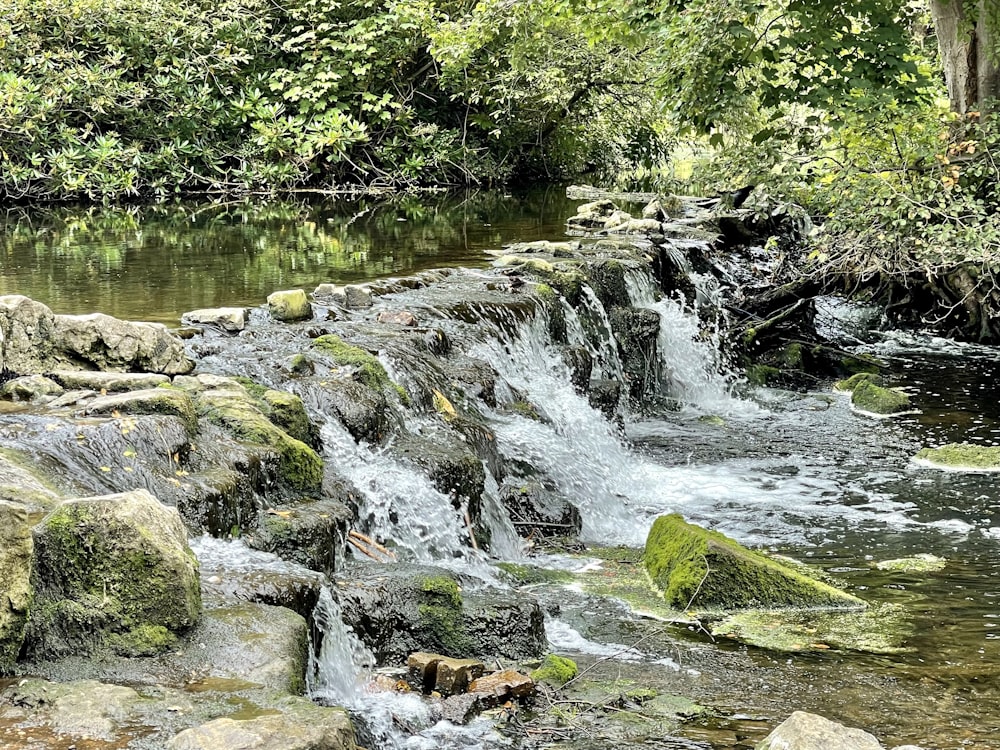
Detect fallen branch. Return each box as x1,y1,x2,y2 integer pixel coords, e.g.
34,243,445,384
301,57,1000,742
348,530,397,562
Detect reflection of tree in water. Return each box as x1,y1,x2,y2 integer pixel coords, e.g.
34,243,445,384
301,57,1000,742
0,188,574,323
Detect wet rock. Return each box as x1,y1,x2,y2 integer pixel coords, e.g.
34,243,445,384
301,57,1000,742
0,500,33,672
914,442,1000,471
248,498,352,576
0,453,60,511
336,565,545,664
49,370,171,392
311,334,406,401
874,553,947,572
642,199,667,221
850,380,912,416
609,307,661,400
166,701,356,750
833,371,881,392
267,289,313,322
182,307,251,333
468,669,535,701
500,481,582,539
588,378,621,419
258,388,321,449
390,430,485,518
607,218,664,234
566,199,618,231
1,374,63,401
300,378,392,445
439,693,487,724
0,295,193,375
196,387,324,492
407,651,485,695
25,489,201,660
377,310,418,326
79,387,199,435
584,259,630,310
644,514,865,611
560,346,593,392
757,711,883,750
345,285,374,309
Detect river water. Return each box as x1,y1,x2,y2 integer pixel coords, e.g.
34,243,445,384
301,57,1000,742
3,191,1000,749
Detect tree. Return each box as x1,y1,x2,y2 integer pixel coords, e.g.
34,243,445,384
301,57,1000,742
930,1,1000,114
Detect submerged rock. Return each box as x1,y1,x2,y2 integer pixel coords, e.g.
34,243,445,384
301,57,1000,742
914,442,1000,471
644,514,865,612
25,489,201,660
850,380,912,416
874,553,947,573
756,711,883,750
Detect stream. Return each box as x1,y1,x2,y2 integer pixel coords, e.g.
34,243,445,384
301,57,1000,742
3,190,1000,749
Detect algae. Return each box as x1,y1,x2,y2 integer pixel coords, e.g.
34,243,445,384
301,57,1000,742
874,553,947,572
914,443,1000,471
644,514,865,612
496,562,574,586
532,653,578,686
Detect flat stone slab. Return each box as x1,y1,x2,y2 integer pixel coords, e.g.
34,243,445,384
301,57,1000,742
50,370,171,392
181,308,251,333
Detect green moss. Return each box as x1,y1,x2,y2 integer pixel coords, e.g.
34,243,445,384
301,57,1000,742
531,654,578,686
874,553,947,572
417,575,471,657
644,514,865,612
851,380,911,415
198,392,323,491
509,400,541,420
534,283,556,301
108,624,177,656
834,372,880,392
915,443,1000,471
496,562,573,585
779,343,805,368
746,364,780,386
712,601,912,654
313,335,391,390
233,376,269,400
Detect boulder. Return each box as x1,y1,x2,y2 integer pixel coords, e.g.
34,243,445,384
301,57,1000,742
469,669,535,701
299,378,392,445
377,310,418,327
499,480,582,539
0,295,193,375
756,711,882,750
25,489,201,660
166,701,356,750
609,307,661,400
1,375,63,401
248,498,353,576
851,380,912,416
267,290,313,322
407,651,485,695
49,370,170,392
390,431,485,518
78,387,199,435
0,500,33,672
182,307,251,333
344,285,373,309
336,565,545,664
644,514,865,612
914,443,1000,471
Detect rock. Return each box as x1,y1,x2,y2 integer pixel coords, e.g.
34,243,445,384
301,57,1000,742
850,380,912,416
25,489,201,660
313,283,339,297
560,346,593,391
377,310,418,326
531,653,578,686
0,295,193,375
390,431,485,518
0,500,33,672
267,289,313,322
642,199,667,221
1,374,63,401
248,498,352,576
49,370,171,392
874,553,947,572
644,514,865,611
914,443,1000,471
832,371,881,392
609,307,661,400
499,481,582,539
439,693,487,724
196,387,324,492
407,651,485,695
0,454,60,511
756,711,883,750
566,200,618,231
166,699,356,750
588,378,621,419
79,387,199,435
344,285,373,309
259,389,321,449
301,377,392,445
182,307,251,333
336,565,545,664
607,218,664,234
468,669,535,701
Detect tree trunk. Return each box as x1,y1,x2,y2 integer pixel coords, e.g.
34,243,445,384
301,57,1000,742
930,0,1000,114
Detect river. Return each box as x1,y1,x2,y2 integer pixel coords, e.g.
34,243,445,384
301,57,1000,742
2,190,999,749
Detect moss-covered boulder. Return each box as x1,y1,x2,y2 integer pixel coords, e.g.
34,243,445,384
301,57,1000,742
79,387,199,435
248,498,352,576
311,334,405,399
914,443,1000,471
833,371,880,392
267,289,313,322
531,654,578,686
0,500,33,672
196,388,323,492
25,489,201,660
850,380,912,416
643,514,865,612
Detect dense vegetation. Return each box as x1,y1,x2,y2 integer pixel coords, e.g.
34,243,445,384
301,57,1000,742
4,0,1000,337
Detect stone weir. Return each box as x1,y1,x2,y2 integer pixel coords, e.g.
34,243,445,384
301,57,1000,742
0,192,798,748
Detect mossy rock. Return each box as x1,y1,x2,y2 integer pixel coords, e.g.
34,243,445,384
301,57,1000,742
712,601,912,654
644,514,865,612
495,562,574,586
312,334,407,402
531,653,578,686
80,387,199,435
267,289,313,322
874,553,947,573
850,380,912,416
197,389,323,491
833,372,880,392
914,443,1000,471
746,364,781,386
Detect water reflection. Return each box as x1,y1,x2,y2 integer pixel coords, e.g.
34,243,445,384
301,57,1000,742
0,189,577,324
